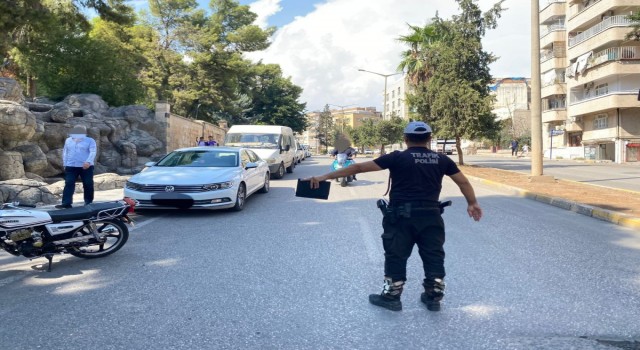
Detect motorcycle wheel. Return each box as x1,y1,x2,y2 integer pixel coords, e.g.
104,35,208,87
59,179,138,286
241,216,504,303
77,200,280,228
67,219,129,259
341,178,347,187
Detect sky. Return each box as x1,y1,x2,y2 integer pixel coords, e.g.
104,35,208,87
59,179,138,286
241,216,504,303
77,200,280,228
189,0,532,113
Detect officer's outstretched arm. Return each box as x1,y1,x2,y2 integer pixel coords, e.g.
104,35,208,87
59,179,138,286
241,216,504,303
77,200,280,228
449,172,482,222
306,161,382,188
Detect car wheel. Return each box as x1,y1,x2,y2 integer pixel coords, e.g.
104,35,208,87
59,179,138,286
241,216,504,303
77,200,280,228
232,183,246,211
272,163,285,179
286,159,295,173
258,173,270,193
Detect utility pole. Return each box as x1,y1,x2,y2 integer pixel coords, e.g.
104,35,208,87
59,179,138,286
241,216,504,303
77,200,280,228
531,0,544,177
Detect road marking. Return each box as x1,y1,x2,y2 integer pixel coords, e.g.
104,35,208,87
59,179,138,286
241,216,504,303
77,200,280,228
357,216,381,263
129,215,165,233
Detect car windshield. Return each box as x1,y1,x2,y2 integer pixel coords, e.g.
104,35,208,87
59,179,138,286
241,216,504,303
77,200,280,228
156,150,238,167
225,133,280,149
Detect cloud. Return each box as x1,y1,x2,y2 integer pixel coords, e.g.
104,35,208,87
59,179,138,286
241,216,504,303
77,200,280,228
247,0,530,112
248,0,283,28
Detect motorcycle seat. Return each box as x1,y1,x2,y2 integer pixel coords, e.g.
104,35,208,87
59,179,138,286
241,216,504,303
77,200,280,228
48,202,124,223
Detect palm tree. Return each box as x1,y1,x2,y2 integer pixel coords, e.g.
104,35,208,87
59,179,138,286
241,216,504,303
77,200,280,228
397,23,443,86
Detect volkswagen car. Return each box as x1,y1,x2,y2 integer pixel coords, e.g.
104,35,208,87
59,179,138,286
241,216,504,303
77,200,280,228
124,147,270,211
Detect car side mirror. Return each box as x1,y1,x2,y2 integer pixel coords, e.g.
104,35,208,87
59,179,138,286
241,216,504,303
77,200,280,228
144,161,156,167
245,162,258,169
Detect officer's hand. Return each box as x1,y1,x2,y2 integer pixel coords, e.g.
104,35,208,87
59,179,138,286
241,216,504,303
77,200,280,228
82,162,90,170
302,175,327,189
467,203,482,221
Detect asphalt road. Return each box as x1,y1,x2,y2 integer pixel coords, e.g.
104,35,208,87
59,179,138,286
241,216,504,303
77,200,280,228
462,154,640,193
1,156,639,349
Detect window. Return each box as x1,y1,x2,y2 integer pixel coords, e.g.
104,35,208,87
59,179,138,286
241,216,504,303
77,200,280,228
593,114,608,129
595,83,608,96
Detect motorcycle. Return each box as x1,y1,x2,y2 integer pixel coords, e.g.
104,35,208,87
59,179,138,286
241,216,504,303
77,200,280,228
331,153,355,187
0,198,137,271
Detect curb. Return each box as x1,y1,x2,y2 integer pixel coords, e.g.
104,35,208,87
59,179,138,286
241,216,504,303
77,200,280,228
467,176,640,230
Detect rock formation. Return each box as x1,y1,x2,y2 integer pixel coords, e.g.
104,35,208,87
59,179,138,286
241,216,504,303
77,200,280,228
0,77,167,204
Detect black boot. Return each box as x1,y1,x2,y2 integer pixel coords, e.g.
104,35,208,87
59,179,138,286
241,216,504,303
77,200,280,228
421,278,445,312
369,277,404,311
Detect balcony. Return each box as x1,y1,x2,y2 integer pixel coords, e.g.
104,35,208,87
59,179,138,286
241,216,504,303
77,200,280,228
541,24,567,38
568,89,638,117
568,16,636,48
590,46,640,66
540,0,567,22
542,108,568,123
568,0,603,19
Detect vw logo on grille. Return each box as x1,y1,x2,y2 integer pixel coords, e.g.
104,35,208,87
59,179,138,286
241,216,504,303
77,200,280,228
165,186,175,192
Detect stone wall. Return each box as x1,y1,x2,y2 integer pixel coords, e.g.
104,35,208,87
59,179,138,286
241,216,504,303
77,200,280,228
155,101,227,151
0,78,228,205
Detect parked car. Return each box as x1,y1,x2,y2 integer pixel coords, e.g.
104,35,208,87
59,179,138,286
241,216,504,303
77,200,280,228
296,141,305,163
224,125,296,179
124,147,270,211
302,145,312,158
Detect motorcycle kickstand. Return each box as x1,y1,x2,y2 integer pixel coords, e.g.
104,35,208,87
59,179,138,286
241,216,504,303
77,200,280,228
45,254,54,272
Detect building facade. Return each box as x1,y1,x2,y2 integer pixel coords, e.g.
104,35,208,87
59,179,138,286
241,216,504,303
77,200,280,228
331,107,382,129
539,0,640,162
385,77,411,120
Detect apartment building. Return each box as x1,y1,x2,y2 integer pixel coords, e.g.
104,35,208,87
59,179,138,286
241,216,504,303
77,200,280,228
330,107,382,130
539,0,640,162
385,78,411,120
301,107,382,153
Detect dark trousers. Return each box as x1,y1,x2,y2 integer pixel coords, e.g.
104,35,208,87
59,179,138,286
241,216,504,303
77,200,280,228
511,147,517,156
62,166,94,206
381,213,446,282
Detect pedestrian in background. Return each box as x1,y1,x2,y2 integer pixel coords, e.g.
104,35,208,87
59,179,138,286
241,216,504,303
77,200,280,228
206,135,217,146
305,121,482,312
510,139,519,157
56,125,97,209
196,137,206,146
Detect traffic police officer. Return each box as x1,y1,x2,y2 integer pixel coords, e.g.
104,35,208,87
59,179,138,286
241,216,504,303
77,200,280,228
307,121,482,312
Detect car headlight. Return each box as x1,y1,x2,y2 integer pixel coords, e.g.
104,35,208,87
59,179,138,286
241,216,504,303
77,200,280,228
265,157,277,164
126,181,143,191
202,181,234,191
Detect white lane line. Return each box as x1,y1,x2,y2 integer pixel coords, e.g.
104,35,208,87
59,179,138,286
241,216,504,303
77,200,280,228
357,216,381,263
129,215,165,233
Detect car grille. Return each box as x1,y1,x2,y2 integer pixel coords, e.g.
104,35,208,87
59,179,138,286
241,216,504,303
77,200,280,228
128,184,208,193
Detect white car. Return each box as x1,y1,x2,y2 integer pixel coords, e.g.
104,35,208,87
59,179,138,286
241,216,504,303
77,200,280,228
124,147,270,211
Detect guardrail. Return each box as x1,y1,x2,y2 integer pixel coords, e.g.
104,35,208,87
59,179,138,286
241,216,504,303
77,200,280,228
569,16,636,47
590,46,640,66
541,24,566,38
570,88,637,105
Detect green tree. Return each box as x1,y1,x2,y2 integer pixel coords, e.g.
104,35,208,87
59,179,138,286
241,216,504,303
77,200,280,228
315,105,334,154
402,0,504,165
243,63,307,132
627,10,640,41
397,23,445,85
375,117,406,154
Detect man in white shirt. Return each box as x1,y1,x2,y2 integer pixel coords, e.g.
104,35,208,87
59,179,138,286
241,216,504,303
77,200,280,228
56,125,97,209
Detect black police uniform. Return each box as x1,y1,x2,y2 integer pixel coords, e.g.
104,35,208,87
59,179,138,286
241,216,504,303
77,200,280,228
370,146,460,311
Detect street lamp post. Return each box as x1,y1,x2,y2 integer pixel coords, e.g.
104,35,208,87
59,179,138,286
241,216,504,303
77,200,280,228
357,69,402,120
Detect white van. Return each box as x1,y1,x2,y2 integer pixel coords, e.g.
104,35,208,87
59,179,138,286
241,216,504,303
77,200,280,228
224,125,296,179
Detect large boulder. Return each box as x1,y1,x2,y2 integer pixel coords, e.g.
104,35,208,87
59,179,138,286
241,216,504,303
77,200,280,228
12,144,48,175
43,148,64,177
0,179,57,205
0,151,25,180
110,105,160,135
63,94,109,117
98,143,123,171
94,173,129,191
50,102,73,123
126,130,163,157
0,78,24,104
0,101,37,148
